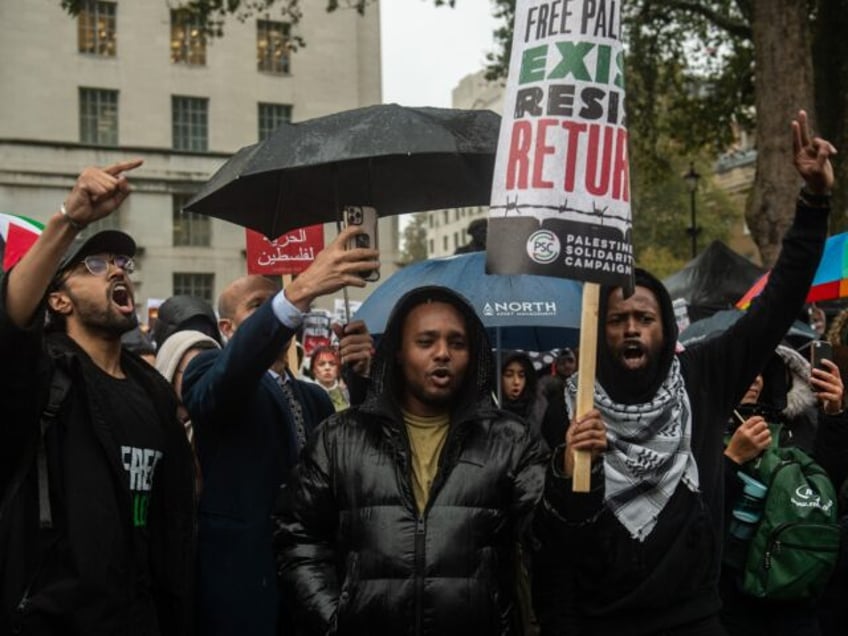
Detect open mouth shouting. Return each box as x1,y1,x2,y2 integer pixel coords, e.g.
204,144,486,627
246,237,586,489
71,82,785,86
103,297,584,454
620,341,648,370
110,282,135,315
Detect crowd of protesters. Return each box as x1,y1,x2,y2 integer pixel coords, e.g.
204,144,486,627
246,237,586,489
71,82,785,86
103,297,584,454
2,110,848,636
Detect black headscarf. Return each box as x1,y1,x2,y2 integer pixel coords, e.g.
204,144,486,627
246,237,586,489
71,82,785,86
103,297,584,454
500,350,538,418
596,268,679,405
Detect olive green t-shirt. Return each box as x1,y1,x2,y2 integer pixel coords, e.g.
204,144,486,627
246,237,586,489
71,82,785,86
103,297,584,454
403,409,450,515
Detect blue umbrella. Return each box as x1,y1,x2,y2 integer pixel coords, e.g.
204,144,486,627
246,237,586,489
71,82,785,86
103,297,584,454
354,252,583,352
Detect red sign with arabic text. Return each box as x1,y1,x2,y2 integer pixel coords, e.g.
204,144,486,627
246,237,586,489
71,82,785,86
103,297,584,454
245,225,325,275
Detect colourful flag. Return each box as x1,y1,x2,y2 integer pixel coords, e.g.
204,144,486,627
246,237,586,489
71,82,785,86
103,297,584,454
0,213,43,272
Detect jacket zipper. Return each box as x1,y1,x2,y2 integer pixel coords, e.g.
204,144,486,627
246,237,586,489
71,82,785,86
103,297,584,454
390,413,473,636
414,516,426,636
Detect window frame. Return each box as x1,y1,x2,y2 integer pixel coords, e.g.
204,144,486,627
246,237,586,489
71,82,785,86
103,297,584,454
172,193,212,247
173,272,215,304
170,9,206,66
78,0,117,57
172,95,209,152
257,102,292,141
79,87,119,146
256,19,291,75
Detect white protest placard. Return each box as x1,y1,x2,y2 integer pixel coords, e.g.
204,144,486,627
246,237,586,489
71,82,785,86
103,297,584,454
486,0,633,288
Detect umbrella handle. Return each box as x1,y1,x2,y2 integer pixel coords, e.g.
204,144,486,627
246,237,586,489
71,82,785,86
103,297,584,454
333,172,352,324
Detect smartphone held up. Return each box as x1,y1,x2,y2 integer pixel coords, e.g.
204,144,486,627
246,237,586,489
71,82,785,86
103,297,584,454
343,205,380,282
811,340,833,372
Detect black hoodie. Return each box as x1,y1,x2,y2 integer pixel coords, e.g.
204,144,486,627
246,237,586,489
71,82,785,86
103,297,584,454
277,286,547,636
535,203,829,635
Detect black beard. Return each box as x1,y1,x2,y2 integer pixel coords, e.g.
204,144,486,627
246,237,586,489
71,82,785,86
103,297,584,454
68,288,138,338
602,350,662,404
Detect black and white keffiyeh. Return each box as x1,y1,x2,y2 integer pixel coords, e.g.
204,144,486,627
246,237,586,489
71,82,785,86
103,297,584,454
565,357,700,541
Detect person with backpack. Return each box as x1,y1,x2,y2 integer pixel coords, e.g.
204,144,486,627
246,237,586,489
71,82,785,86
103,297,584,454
720,344,847,636
533,111,835,636
0,160,196,634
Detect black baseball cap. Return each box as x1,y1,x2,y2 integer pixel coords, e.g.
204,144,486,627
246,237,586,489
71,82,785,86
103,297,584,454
55,230,136,276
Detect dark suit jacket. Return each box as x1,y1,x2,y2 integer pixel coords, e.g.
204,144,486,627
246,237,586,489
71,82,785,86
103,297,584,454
182,299,333,636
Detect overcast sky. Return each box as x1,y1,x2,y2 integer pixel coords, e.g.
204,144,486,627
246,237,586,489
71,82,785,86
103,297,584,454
380,1,500,108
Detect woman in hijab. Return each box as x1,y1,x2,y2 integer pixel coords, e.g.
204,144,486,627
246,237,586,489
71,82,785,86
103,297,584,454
500,350,564,445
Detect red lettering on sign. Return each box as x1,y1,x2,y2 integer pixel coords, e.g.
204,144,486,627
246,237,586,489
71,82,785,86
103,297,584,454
585,124,613,196
561,120,587,192
506,121,533,189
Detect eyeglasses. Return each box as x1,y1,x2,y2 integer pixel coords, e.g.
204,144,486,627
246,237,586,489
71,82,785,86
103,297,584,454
79,254,135,276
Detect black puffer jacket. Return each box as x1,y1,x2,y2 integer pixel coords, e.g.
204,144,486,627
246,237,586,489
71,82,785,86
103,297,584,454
276,286,547,636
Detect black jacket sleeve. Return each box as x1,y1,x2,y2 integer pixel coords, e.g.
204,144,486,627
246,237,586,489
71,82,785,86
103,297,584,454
814,410,848,496
275,420,341,635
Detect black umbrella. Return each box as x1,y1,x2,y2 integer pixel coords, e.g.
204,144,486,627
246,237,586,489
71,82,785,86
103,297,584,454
679,309,816,347
184,103,501,237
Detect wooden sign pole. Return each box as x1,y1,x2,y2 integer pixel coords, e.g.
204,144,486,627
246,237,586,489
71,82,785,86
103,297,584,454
571,282,600,492
283,274,300,376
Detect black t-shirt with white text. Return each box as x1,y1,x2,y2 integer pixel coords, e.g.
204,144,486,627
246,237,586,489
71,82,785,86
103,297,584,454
88,363,166,636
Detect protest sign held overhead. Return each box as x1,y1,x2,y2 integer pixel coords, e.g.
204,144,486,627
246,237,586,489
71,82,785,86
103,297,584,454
245,224,324,276
487,0,633,288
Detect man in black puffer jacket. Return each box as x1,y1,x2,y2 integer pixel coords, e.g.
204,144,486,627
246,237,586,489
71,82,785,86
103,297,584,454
275,286,547,635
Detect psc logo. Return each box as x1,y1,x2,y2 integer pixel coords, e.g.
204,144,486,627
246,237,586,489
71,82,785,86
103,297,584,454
526,230,560,264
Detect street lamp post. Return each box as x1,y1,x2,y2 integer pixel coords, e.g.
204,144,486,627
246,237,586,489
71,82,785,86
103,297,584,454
684,162,701,259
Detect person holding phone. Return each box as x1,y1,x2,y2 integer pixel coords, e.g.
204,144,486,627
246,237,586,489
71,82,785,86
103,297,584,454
720,343,847,636
181,226,379,636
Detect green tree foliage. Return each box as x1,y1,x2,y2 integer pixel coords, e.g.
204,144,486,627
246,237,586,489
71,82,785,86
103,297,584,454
399,212,429,264
483,0,847,266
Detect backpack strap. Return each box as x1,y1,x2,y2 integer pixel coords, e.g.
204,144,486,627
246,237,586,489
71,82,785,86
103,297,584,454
0,367,72,528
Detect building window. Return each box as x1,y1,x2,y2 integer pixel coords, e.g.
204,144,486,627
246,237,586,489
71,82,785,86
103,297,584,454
443,210,449,224
172,96,208,152
428,215,434,228
83,209,121,235
428,239,434,254
173,273,214,304
78,1,117,57
170,10,206,65
79,87,118,146
173,194,211,246
442,236,448,251
258,103,292,141
257,20,290,74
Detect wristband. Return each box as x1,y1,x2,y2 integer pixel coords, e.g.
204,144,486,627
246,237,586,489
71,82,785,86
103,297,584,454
60,204,86,231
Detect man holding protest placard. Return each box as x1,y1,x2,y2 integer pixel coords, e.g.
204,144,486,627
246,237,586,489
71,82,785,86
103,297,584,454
533,112,834,635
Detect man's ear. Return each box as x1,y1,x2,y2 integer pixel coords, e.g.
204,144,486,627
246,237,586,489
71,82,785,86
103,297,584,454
47,290,73,316
218,318,234,340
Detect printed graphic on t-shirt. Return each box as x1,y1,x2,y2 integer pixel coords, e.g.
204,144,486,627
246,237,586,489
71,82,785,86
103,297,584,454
121,446,163,528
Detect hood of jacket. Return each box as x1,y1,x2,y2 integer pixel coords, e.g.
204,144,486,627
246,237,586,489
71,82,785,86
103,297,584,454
762,344,817,419
363,285,497,421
